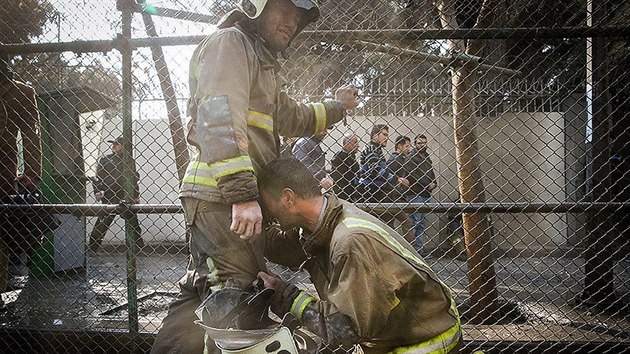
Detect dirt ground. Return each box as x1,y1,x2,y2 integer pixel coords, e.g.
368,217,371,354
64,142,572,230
1,249,628,350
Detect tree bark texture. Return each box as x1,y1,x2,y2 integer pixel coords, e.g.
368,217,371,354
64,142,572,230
437,0,501,323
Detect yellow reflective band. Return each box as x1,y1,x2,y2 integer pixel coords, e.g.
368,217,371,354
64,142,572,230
389,322,460,354
290,291,316,320
342,217,430,269
205,257,224,293
205,156,254,179
182,174,218,187
182,157,255,187
247,110,274,132
392,295,400,309
309,102,327,133
191,61,200,80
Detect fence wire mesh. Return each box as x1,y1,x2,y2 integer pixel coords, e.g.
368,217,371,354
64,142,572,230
0,0,629,353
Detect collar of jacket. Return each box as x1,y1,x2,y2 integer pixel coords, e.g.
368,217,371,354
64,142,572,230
339,148,355,156
368,141,383,150
300,193,344,253
219,9,283,71
411,148,428,159
107,152,126,160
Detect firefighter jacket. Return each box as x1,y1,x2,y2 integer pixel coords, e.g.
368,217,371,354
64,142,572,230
93,152,140,203
181,11,345,204
0,79,41,197
265,194,461,353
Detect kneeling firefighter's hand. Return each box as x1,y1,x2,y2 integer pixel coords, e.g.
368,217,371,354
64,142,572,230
255,271,300,317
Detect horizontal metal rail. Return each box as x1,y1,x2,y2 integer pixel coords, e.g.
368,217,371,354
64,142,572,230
0,202,627,216
353,40,522,76
0,27,628,55
132,3,215,23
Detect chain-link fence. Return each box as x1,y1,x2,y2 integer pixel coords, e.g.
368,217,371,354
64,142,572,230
0,0,629,353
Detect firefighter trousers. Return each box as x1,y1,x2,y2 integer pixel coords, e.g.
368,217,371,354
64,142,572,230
151,198,268,354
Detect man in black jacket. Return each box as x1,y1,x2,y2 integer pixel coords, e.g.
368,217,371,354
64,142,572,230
387,135,411,180
89,136,144,253
330,133,360,201
358,124,408,203
404,134,436,255
387,135,414,243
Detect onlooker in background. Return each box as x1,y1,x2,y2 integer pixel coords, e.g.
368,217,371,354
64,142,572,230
404,134,437,255
386,135,414,243
330,133,360,201
359,124,409,227
292,128,333,190
89,136,144,253
279,136,297,158
387,135,411,176
359,124,408,202
0,56,42,309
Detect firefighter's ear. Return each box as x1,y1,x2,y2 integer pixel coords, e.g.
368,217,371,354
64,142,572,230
280,188,296,208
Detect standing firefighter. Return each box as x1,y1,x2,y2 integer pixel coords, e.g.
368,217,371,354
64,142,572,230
257,158,461,353
151,0,360,352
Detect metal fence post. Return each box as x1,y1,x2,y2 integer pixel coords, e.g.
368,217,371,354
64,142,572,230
118,0,140,352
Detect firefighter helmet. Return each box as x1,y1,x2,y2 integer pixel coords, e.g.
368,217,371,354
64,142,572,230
238,0,320,29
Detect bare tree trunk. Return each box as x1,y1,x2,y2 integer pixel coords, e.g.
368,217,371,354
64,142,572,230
436,0,500,323
138,4,190,182
452,65,499,323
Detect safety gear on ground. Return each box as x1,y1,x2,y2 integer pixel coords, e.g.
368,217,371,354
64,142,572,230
198,324,298,354
195,287,275,330
197,297,309,354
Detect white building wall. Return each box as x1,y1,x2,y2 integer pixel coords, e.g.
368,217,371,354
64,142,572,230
87,118,186,246
91,112,566,252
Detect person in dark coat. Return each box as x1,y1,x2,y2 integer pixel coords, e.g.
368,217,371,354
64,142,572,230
89,136,144,253
292,129,333,189
0,56,42,308
403,134,437,255
331,133,360,201
386,135,414,243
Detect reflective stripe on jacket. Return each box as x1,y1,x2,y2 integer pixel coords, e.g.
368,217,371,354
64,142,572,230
181,13,345,204
388,299,461,354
